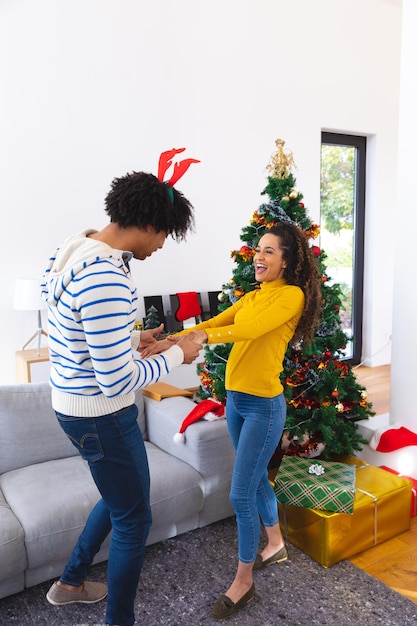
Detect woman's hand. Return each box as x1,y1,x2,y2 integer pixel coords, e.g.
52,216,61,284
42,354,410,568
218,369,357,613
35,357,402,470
190,330,208,345
139,329,207,358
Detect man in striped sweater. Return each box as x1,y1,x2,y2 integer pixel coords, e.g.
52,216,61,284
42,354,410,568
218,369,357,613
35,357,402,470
41,170,203,626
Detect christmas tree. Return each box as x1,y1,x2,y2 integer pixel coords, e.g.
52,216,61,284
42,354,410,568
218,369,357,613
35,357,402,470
144,305,160,330
197,139,373,461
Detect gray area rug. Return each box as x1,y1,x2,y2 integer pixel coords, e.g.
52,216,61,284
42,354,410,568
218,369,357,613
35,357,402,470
1,516,416,626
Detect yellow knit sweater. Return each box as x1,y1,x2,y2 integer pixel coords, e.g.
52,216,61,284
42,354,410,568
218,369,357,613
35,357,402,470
187,279,304,398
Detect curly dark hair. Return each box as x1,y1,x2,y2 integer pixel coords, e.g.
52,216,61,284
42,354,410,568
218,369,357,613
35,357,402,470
104,171,195,241
266,222,322,346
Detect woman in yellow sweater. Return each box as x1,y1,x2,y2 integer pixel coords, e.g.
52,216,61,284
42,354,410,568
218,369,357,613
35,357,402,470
146,221,322,619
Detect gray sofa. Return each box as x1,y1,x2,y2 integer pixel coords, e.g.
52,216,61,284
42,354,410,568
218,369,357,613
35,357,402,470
0,382,235,600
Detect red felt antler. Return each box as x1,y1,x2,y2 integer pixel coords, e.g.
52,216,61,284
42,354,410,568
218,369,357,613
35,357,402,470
168,158,201,187
158,148,185,181
157,148,200,187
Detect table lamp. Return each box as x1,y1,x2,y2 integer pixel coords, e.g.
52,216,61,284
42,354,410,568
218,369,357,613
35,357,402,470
13,278,48,357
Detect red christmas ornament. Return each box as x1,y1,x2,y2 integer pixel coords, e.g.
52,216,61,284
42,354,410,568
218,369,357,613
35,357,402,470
238,245,255,262
332,390,339,398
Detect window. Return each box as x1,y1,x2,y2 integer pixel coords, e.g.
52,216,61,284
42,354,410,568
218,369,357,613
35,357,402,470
320,132,366,364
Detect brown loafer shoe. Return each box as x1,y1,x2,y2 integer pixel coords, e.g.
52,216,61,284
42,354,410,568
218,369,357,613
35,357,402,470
253,545,288,570
46,581,108,606
211,583,255,620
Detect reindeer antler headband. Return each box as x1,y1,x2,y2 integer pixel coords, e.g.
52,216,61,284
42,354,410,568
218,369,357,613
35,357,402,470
157,148,200,202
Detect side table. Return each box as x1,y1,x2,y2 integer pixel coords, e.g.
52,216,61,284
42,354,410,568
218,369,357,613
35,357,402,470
15,348,50,383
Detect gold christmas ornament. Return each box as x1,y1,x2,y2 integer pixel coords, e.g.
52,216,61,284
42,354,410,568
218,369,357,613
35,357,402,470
289,189,298,200
282,195,290,202
217,292,224,301
266,138,297,179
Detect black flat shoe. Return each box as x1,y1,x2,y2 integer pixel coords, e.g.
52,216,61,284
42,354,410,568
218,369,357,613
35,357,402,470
253,545,288,570
210,583,255,620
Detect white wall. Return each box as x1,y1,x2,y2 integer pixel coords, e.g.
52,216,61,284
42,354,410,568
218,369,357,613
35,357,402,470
0,0,402,383
390,0,417,429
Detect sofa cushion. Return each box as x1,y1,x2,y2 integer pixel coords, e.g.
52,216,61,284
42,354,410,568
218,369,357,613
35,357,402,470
145,396,235,477
0,383,148,475
144,441,204,535
0,489,26,586
0,444,203,585
135,389,147,440
0,457,101,584
0,383,77,473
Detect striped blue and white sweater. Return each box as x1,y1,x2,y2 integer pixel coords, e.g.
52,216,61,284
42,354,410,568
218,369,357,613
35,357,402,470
41,229,183,417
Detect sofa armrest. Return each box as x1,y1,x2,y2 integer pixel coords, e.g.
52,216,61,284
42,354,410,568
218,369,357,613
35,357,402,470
144,396,235,477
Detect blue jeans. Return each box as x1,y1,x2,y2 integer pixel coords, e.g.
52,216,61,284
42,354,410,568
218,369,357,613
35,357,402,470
56,404,152,626
226,390,286,564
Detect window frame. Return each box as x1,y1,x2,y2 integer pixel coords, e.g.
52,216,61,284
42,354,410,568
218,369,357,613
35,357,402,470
321,132,366,366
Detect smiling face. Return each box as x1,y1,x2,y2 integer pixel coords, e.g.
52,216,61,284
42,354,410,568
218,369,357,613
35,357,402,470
254,232,287,283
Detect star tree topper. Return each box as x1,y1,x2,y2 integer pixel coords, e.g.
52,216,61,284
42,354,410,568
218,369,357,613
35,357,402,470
266,138,297,179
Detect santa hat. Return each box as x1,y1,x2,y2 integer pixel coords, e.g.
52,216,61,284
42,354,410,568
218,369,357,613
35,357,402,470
369,423,417,452
173,399,225,444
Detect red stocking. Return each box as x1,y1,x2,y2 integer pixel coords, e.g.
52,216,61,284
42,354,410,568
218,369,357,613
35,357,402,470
175,292,202,322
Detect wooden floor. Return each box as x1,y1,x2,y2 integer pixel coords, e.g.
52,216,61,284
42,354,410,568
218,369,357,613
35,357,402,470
350,365,417,605
354,364,391,416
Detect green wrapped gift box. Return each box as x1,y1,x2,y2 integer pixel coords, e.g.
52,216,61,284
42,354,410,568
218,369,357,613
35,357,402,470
274,456,356,514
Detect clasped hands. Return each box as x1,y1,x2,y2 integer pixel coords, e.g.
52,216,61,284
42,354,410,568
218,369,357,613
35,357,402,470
139,325,207,365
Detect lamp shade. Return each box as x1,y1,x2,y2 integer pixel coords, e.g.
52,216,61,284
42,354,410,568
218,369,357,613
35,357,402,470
13,278,45,311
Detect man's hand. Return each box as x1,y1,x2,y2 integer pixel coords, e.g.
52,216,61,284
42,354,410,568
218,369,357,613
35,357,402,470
139,329,207,362
140,336,176,357
138,324,164,351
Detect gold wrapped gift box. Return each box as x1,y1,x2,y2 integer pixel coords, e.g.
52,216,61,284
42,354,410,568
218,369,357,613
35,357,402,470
278,463,412,568
380,465,417,517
